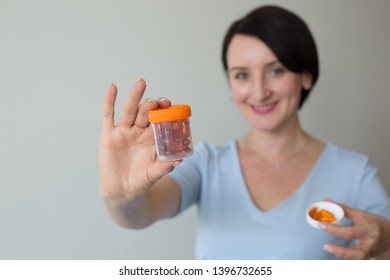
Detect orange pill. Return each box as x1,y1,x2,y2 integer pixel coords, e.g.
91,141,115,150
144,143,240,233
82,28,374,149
309,207,336,222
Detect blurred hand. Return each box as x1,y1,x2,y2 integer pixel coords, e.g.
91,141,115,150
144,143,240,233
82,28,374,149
99,79,177,205
320,200,390,259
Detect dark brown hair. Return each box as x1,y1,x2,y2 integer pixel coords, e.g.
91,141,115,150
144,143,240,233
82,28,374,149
222,5,319,108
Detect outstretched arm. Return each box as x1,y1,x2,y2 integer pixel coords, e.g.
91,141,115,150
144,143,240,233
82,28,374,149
99,80,181,229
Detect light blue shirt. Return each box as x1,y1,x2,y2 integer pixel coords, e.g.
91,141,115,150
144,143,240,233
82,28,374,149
169,141,390,259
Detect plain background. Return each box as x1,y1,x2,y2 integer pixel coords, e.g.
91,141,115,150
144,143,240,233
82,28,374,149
1,0,389,259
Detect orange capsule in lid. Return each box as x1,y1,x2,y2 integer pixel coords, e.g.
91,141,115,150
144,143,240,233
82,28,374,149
306,201,345,229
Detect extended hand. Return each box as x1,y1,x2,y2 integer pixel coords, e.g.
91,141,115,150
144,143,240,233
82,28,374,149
99,80,176,204
320,201,390,259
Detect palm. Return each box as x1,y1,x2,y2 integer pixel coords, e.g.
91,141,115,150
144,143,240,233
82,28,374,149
99,80,174,201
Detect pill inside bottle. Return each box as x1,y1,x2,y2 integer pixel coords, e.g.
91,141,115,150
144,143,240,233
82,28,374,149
148,104,193,161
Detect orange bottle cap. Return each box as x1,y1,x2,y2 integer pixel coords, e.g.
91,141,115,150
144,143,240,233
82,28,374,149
148,104,191,123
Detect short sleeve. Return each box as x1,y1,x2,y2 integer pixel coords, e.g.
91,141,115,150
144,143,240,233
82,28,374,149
356,158,390,221
168,142,208,214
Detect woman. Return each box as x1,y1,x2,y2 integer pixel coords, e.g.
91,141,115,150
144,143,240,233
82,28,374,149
99,6,390,259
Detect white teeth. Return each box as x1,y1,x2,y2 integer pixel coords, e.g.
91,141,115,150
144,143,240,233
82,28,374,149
254,103,273,109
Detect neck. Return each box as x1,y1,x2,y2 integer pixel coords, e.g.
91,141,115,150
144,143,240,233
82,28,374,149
241,117,311,162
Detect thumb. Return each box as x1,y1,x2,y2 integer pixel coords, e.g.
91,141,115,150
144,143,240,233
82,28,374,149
149,160,182,184
324,197,361,222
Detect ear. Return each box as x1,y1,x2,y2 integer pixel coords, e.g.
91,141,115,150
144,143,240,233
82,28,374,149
302,73,313,90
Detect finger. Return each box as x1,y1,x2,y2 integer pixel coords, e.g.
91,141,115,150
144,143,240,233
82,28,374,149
324,198,362,222
132,97,172,128
156,97,172,108
117,79,147,127
134,98,159,128
338,202,362,221
319,221,371,240
323,242,366,260
102,83,117,132
148,160,183,184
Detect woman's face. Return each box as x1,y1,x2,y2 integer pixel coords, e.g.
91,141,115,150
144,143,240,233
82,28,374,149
226,34,312,132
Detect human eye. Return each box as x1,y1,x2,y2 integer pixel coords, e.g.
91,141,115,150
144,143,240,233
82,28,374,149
265,63,286,78
233,71,250,80
269,66,285,77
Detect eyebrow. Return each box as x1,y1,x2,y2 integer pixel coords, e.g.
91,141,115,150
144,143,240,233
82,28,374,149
228,60,280,72
228,67,248,73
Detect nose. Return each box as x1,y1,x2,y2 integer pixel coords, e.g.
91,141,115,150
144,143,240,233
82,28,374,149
252,75,271,102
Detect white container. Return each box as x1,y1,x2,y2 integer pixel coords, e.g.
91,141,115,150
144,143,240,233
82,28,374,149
306,201,345,229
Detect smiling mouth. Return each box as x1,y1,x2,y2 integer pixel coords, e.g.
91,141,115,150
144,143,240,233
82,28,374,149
250,102,278,115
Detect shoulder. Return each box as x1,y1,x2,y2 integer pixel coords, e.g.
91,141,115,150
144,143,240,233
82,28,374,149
323,142,370,169
323,143,390,217
319,142,379,189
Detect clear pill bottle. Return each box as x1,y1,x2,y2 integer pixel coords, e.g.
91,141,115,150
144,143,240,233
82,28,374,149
148,104,193,161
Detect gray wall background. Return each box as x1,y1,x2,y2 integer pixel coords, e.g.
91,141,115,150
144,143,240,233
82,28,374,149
1,0,389,259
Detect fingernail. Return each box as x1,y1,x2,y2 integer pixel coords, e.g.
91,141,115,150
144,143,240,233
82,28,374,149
134,79,146,90
158,97,169,103
323,244,334,253
172,161,182,168
317,222,327,230
146,98,156,104
110,82,116,87
137,78,146,83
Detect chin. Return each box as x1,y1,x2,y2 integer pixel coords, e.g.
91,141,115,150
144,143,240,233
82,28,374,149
250,120,280,132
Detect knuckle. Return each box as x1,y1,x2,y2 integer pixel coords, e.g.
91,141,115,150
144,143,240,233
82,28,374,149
371,223,381,237
123,107,135,116
343,230,355,240
103,111,114,119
